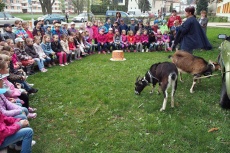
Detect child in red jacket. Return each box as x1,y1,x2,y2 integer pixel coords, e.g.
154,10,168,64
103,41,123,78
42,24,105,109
68,36,81,60
135,30,142,52
97,29,107,54
127,30,136,52
106,28,114,53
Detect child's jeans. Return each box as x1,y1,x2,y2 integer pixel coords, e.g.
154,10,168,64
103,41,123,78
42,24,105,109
142,42,149,51
114,43,121,50
136,43,143,52
56,52,67,64
97,43,107,52
107,42,114,51
41,56,51,64
66,50,73,62
73,49,81,59
33,58,45,70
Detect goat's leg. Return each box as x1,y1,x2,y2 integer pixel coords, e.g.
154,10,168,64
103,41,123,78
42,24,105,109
157,86,161,95
171,80,177,108
179,71,183,82
150,85,155,94
160,84,169,111
190,77,198,93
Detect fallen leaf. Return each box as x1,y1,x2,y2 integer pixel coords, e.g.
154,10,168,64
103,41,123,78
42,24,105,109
208,128,219,133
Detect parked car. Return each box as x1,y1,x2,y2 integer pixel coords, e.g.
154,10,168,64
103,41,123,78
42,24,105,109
105,10,133,24
140,12,149,18
127,9,142,17
72,13,95,22
0,12,23,27
37,14,66,25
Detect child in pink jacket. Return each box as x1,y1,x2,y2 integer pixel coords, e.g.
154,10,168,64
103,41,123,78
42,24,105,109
141,30,149,52
162,31,171,51
135,30,142,52
121,30,128,52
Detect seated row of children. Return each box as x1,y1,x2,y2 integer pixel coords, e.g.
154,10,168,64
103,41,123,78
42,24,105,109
0,54,37,151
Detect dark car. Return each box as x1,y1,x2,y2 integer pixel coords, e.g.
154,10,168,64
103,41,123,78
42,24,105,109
37,14,66,24
105,10,132,24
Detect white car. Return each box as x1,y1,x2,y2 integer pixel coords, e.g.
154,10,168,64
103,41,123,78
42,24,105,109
141,13,149,17
0,12,23,27
72,13,95,22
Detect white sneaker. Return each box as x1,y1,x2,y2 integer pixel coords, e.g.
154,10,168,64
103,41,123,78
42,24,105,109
15,140,36,151
142,49,144,52
146,49,149,52
64,63,69,66
59,64,65,66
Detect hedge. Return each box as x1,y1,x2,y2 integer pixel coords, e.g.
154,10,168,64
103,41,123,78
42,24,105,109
91,5,127,15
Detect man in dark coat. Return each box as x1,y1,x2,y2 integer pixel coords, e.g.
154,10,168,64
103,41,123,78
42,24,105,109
174,6,212,54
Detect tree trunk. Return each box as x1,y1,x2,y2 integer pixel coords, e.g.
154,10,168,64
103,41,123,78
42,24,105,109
39,0,47,15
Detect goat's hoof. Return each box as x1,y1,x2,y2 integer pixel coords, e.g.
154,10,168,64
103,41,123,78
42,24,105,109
160,108,165,111
180,80,184,83
171,106,174,108
190,90,194,93
149,91,153,94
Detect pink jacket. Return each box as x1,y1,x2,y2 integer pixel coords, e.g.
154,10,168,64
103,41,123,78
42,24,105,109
11,53,19,66
0,113,21,145
162,34,170,42
135,35,142,43
97,34,107,43
0,94,23,117
85,26,93,39
3,78,21,98
121,34,128,43
141,34,149,43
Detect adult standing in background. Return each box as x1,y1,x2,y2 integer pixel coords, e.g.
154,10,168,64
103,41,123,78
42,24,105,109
173,6,212,54
65,11,70,23
115,12,122,25
167,10,182,30
198,10,208,34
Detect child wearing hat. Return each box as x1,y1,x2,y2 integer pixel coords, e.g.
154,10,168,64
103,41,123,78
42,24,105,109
2,24,16,42
68,22,78,35
61,22,69,36
32,20,45,38
51,23,64,40
106,28,114,53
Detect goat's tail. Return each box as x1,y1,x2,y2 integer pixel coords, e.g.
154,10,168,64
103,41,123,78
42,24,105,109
170,72,177,81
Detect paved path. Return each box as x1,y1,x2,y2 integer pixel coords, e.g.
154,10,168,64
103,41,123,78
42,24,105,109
208,22,230,28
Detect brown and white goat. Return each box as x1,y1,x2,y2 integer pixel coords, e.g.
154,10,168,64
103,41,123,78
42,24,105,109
169,50,219,93
135,62,178,111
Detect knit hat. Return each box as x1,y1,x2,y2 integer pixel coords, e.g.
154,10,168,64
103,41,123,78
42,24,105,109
15,37,24,43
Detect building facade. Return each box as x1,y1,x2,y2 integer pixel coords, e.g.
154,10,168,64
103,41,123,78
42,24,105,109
3,0,74,13
216,0,230,21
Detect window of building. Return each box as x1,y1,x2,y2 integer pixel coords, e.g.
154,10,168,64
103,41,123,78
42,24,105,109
10,0,13,3
11,6,14,9
118,0,123,3
17,6,20,9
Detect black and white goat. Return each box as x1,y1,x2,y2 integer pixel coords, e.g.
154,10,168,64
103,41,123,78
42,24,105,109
135,62,178,111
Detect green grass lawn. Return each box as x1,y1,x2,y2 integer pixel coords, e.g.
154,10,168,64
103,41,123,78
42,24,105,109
24,27,230,153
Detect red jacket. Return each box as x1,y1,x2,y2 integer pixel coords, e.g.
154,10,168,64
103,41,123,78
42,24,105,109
135,34,142,43
127,35,135,44
92,25,98,39
68,42,76,51
167,15,182,28
25,29,34,39
106,33,114,43
97,33,107,43
0,113,21,145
